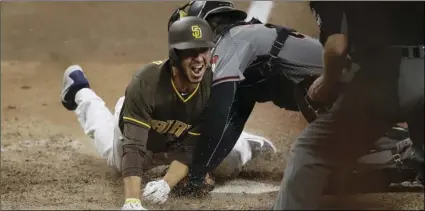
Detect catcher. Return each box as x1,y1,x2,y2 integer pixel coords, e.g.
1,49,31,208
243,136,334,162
170,0,326,190
60,16,275,210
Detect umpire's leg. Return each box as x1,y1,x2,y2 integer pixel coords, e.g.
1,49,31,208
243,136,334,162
407,106,424,180
273,49,407,210
398,54,424,179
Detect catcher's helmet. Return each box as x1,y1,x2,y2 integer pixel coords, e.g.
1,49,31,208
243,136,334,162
187,1,247,21
168,16,214,66
168,1,247,29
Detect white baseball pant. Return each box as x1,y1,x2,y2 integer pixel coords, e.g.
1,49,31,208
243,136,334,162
73,88,269,177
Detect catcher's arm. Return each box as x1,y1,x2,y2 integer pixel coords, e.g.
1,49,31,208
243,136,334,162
189,81,238,182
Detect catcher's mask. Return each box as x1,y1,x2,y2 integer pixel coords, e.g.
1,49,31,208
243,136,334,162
293,76,335,123
168,1,247,35
187,1,247,21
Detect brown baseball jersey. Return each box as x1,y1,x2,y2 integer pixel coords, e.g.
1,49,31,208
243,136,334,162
118,59,211,176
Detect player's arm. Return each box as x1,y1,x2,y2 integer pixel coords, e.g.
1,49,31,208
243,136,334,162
187,36,254,185
162,128,202,189
119,77,153,203
188,81,239,183
162,160,189,189
310,2,348,85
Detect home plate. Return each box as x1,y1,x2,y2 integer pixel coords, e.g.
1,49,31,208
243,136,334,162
211,179,280,194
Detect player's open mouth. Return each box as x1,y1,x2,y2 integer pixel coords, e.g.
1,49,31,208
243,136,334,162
190,64,204,77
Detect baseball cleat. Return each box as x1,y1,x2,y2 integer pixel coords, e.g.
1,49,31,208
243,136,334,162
242,132,277,160
60,65,90,111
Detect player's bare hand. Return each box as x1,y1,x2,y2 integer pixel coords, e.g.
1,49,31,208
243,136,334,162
142,180,171,204
307,75,335,103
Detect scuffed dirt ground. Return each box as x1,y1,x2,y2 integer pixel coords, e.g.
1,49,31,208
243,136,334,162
1,2,423,210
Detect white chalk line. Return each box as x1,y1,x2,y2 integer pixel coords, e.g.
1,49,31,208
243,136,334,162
211,179,280,194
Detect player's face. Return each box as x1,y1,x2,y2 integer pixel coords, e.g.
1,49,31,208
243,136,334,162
179,47,211,83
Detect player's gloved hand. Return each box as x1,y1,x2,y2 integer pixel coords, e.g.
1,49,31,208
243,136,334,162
142,179,171,204
121,198,147,210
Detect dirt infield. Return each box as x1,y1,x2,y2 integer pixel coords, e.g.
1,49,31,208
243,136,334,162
1,2,423,210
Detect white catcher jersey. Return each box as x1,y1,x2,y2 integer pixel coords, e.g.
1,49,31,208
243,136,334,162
210,23,324,86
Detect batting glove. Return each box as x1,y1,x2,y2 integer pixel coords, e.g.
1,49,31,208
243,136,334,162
143,179,171,204
121,198,147,210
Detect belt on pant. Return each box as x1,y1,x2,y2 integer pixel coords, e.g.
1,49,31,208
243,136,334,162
351,45,424,61
393,45,425,58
